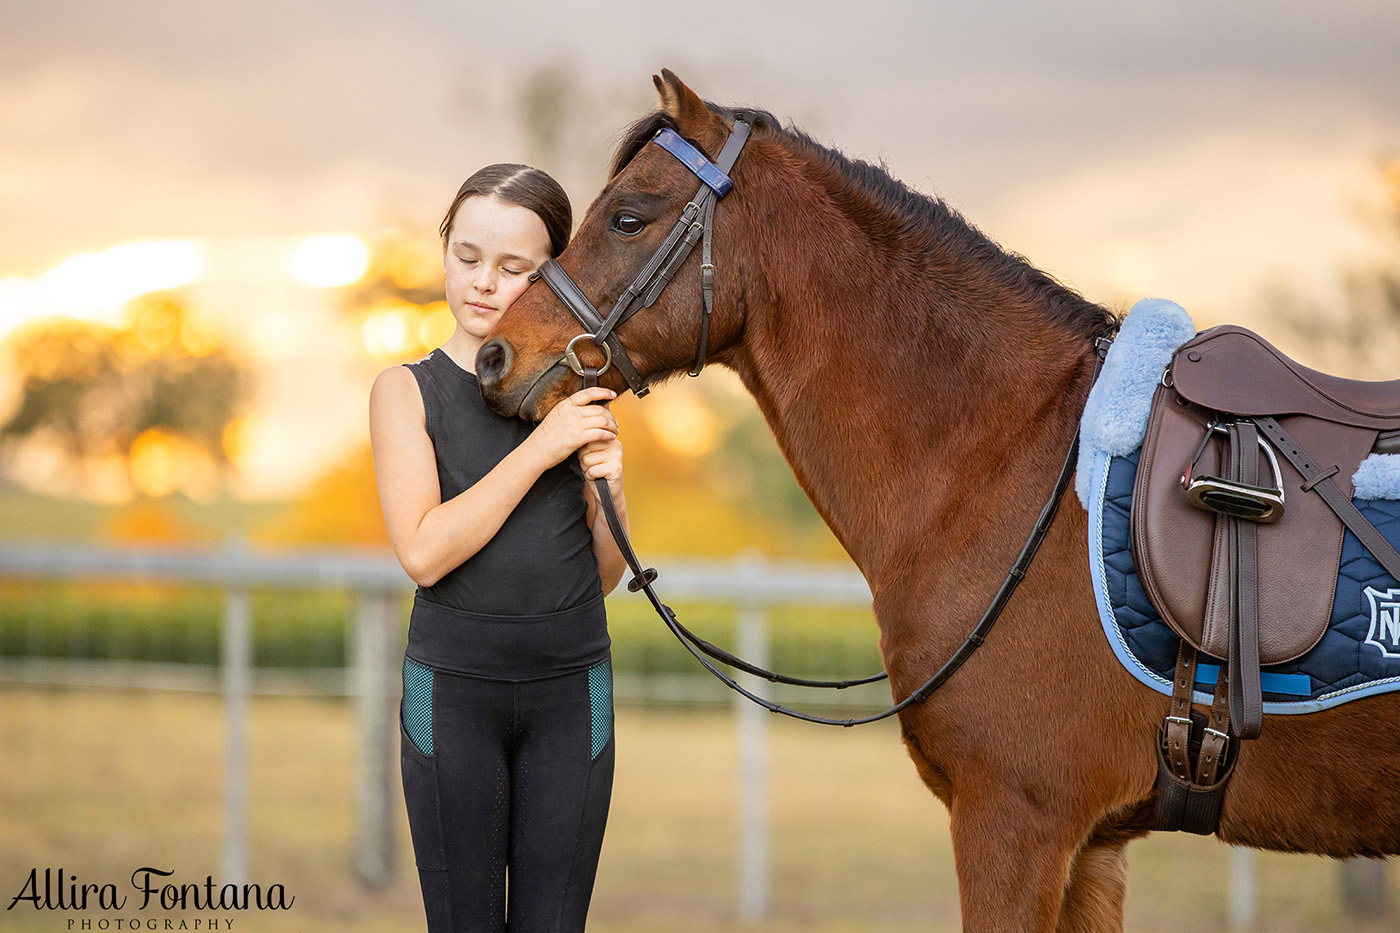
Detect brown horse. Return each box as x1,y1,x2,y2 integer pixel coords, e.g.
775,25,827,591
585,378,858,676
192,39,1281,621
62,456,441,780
476,70,1400,931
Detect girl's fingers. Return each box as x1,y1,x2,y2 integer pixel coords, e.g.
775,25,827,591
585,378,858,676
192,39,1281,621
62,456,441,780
567,387,618,407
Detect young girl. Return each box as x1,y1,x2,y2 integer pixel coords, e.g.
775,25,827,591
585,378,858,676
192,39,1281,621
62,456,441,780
369,164,629,932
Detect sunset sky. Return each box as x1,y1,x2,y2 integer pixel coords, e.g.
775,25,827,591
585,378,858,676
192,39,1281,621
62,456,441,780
2,0,1398,497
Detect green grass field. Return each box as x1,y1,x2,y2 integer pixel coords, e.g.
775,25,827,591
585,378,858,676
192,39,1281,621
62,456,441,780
1,686,1394,932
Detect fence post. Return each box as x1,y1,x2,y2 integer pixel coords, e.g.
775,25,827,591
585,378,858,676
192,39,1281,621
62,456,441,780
1340,857,1388,918
1229,847,1256,931
351,589,399,887
221,572,251,887
735,555,771,921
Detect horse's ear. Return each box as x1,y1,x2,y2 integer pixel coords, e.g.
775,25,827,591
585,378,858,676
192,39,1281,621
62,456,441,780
653,69,721,135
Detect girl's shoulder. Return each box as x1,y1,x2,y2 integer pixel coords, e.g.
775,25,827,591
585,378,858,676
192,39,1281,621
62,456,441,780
373,360,421,395
370,363,426,426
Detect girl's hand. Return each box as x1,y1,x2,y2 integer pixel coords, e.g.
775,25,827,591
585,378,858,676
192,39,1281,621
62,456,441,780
578,436,624,499
527,387,618,468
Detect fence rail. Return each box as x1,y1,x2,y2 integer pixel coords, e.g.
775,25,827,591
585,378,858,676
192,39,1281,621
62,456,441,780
0,541,873,600
0,541,1388,925
0,540,877,916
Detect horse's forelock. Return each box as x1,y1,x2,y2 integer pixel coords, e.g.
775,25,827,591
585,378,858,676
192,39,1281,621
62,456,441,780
608,112,676,179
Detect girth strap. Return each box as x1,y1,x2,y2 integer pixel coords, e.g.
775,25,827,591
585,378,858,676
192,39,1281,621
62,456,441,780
1154,641,1235,835
1196,656,1233,787
1162,641,1198,784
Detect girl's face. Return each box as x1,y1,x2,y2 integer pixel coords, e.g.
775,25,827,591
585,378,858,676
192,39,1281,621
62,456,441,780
442,195,553,352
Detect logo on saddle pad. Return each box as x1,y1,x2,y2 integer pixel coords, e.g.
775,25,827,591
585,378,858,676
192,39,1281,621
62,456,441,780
1364,587,1400,659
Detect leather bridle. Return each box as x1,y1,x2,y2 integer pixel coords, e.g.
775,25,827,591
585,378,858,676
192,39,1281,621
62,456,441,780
531,114,1111,725
532,120,752,395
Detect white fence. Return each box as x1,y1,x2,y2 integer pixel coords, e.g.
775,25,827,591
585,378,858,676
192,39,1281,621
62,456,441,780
0,541,1389,926
0,541,878,917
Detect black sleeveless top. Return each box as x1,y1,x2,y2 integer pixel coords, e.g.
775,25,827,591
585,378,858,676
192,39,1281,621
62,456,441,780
404,348,602,616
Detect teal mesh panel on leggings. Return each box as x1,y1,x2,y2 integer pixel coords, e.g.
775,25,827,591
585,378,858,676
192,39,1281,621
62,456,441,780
402,658,434,756
588,660,612,760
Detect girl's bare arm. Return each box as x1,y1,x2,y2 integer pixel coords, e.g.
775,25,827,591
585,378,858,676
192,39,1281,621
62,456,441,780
370,366,617,587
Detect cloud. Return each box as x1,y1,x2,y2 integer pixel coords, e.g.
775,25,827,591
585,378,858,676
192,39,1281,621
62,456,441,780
2,0,1397,288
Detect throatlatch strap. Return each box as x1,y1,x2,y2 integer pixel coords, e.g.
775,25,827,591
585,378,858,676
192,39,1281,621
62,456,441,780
690,195,717,377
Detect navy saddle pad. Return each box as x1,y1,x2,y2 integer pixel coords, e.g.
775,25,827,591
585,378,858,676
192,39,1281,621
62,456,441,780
1086,447,1400,712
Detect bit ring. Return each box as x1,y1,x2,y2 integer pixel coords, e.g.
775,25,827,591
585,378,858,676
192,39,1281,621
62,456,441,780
563,333,612,376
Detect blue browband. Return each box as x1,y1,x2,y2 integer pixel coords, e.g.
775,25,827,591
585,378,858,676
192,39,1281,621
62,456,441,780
651,128,734,197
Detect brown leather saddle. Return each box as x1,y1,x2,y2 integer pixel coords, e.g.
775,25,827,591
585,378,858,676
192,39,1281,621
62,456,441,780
1132,324,1400,833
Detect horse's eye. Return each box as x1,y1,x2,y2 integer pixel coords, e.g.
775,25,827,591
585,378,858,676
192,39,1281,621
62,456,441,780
612,213,645,237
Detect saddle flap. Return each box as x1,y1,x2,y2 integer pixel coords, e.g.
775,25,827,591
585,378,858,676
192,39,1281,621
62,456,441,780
1172,326,1400,428
1132,383,1377,664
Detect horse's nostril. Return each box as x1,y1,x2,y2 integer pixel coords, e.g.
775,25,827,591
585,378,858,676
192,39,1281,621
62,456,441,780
476,339,511,387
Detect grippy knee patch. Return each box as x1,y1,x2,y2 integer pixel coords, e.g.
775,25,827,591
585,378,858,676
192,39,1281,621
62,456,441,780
588,660,613,760
403,657,434,756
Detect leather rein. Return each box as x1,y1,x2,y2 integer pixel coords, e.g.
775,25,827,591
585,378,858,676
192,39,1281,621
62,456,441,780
534,117,1109,725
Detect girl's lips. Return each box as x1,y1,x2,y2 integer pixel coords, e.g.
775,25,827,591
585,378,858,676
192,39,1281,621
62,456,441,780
467,302,497,315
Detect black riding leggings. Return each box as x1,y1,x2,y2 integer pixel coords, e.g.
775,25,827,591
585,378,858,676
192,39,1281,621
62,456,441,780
400,656,615,932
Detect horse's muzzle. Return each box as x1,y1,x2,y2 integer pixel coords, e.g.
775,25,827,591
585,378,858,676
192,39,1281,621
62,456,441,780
477,337,573,421
475,337,521,417
476,338,511,391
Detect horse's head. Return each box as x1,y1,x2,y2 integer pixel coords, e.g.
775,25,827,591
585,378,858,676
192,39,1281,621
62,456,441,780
477,70,754,420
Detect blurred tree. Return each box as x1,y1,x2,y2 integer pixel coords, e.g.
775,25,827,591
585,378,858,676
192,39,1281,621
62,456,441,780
104,496,212,545
615,390,849,560
1270,156,1400,379
517,65,576,176
0,291,249,500
256,443,389,548
333,232,454,366
345,234,444,312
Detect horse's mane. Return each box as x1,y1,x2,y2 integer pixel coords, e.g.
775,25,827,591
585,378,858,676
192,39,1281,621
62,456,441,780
610,105,1119,343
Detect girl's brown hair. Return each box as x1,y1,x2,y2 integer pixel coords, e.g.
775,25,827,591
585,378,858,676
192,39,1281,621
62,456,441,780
439,164,572,258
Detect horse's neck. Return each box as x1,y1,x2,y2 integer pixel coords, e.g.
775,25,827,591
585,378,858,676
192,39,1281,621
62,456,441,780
730,186,1094,587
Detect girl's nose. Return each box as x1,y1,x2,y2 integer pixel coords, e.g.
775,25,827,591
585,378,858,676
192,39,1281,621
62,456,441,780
473,266,496,293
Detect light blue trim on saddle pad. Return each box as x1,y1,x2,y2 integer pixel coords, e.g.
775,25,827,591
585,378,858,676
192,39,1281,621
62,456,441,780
1190,662,1310,697
1086,447,1400,713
